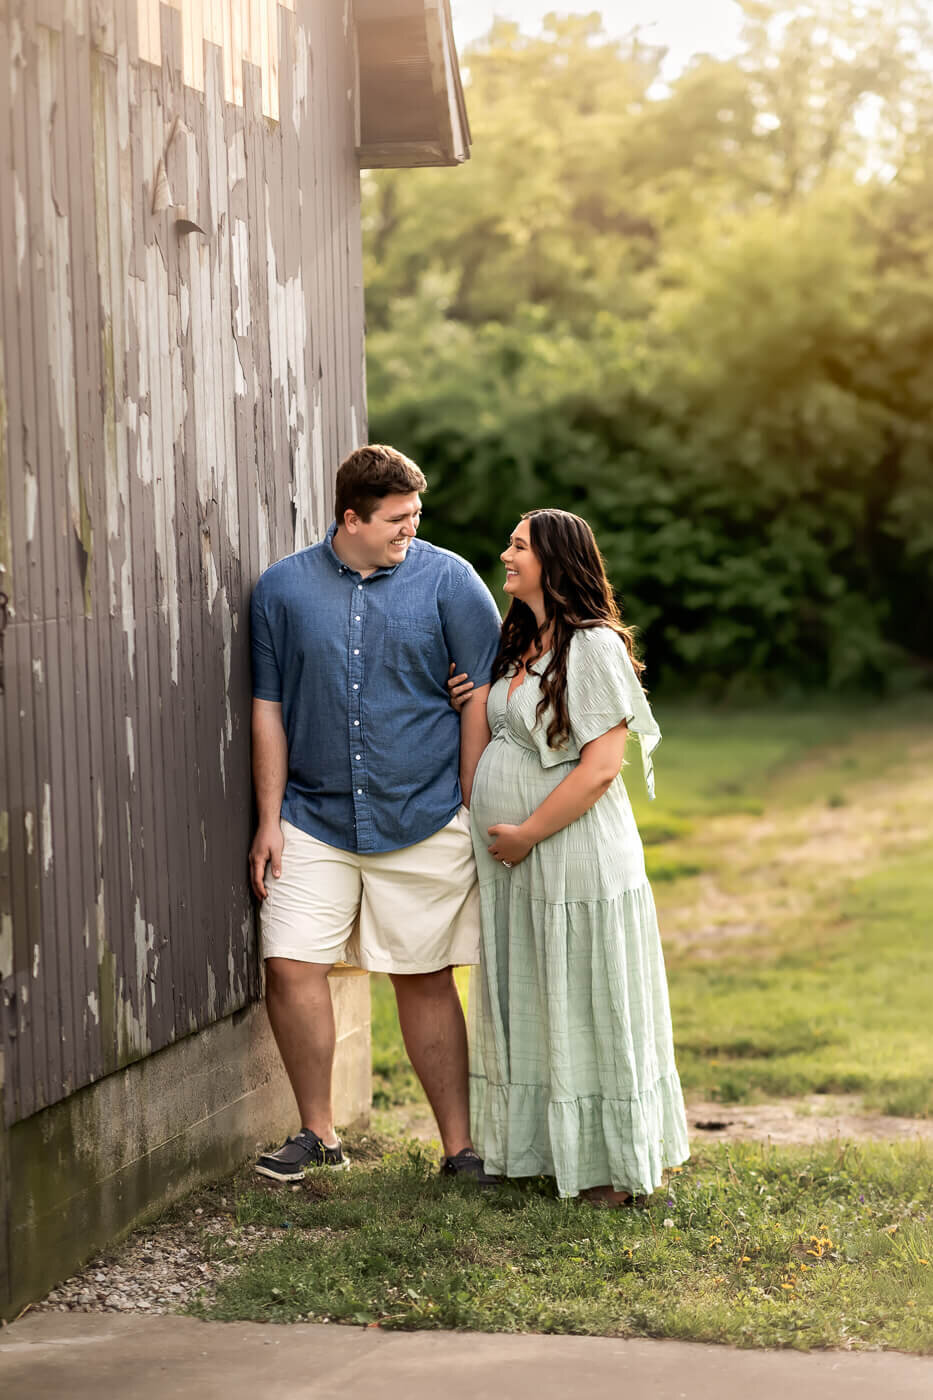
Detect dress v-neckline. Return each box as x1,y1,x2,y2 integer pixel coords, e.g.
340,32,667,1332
506,648,551,704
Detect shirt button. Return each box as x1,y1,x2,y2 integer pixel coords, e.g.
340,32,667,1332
357,584,363,591
354,720,360,726
355,615,361,621
357,788,363,795
355,754,361,760
353,648,359,655
353,683,359,690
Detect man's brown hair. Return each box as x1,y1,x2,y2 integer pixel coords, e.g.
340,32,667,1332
334,444,427,524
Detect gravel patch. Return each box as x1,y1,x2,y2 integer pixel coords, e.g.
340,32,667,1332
31,1186,329,1317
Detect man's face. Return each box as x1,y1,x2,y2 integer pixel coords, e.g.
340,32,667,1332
346,492,422,570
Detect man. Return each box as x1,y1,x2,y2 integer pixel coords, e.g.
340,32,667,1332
248,444,501,1184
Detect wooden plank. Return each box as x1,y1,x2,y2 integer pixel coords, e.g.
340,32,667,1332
175,50,217,1033
33,24,82,1100
156,1,198,1039
125,46,179,1049
45,18,98,1095
66,6,128,1079
11,5,55,1117
0,2,34,1120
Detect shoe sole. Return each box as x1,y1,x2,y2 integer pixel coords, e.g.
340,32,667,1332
254,1157,350,1183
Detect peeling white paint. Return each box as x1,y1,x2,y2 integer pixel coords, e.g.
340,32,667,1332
41,782,52,873
14,175,26,278
32,656,44,684
234,342,248,397
125,801,133,887
292,24,309,130
221,586,233,744
231,222,250,334
265,193,313,548
0,913,13,979
351,403,360,451
0,811,7,854
228,129,247,184
24,470,38,543
37,28,79,559
87,990,100,1025
96,780,104,863
202,534,220,610
141,242,181,684
24,810,34,857
125,715,136,783
10,17,23,99
33,943,40,978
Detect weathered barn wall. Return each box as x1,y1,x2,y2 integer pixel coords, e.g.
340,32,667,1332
0,0,367,1124
0,0,372,1315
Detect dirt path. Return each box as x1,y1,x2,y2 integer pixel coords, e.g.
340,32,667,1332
653,736,933,957
381,1095,933,1151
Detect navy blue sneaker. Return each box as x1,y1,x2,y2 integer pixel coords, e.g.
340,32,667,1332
255,1128,349,1182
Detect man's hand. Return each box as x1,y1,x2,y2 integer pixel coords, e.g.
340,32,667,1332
487,822,534,867
249,821,284,899
447,661,475,714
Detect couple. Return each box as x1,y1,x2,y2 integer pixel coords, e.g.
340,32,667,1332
249,444,689,1203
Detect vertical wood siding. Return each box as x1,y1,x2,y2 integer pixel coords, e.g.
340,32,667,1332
0,0,365,1125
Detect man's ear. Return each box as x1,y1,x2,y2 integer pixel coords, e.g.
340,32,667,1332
343,509,361,534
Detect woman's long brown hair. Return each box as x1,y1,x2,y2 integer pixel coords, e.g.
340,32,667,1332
492,508,645,749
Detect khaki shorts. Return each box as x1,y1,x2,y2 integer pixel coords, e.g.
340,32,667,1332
260,810,480,974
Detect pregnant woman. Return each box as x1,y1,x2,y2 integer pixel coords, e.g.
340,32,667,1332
464,508,689,1204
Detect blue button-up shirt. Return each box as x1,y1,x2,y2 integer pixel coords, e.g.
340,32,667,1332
250,523,503,853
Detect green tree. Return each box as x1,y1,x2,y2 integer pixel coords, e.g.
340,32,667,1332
364,3,933,692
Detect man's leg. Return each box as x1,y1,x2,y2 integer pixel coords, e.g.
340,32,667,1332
390,967,472,1159
265,957,339,1145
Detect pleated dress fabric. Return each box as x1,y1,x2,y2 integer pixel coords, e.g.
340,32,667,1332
468,626,690,1198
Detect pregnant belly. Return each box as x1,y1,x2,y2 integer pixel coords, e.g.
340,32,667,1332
471,736,570,833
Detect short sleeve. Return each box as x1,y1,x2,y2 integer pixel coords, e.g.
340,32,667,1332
250,580,282,702
567,627,661,799
441,565,503,685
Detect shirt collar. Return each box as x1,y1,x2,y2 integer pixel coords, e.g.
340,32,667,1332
323,520,415,579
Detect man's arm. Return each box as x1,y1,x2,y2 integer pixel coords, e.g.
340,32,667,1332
249,698,288,899
459,684,491,809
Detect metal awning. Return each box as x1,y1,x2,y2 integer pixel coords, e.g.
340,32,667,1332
355,0,471,168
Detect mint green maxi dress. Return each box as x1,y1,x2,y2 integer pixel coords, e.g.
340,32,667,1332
468,626,689,1198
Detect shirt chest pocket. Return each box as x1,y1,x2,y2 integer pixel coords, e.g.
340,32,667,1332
383,616,444,679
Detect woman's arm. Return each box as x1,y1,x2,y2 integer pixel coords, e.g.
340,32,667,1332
459,684,491,808
487,722,628,865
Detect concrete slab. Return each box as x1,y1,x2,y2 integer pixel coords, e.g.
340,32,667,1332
0,1312,930,1400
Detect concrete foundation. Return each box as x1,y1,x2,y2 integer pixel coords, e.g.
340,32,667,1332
0,979,371,1321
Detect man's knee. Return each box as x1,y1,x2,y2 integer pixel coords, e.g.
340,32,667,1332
265,957,333,994
390,965,456,998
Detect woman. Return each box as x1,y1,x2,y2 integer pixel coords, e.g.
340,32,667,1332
463,509,689,1204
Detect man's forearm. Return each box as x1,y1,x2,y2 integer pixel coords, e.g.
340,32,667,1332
458,685,491,808
252,701,289,825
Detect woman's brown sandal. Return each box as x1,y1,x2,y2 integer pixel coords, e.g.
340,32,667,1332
580,1185,647,1209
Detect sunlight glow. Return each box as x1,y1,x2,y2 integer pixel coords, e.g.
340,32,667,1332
450,0,745,76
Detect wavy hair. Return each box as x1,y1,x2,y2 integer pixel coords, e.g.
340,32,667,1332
492,508,645,749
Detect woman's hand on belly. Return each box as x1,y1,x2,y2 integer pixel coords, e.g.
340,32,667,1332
487,822,535,868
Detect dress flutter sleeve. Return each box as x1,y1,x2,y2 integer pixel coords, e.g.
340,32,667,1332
566,626,661,799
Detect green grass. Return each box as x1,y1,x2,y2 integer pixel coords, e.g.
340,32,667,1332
372,696,933,1117
193,1139,933,1350
189,698,933,1347
669,852,933,1115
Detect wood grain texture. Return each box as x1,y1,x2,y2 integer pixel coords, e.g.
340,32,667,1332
1,0,367,1125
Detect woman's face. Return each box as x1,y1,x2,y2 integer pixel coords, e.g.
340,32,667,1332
501,519,543,605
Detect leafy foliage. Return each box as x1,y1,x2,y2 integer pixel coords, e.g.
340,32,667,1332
364,2,933,692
